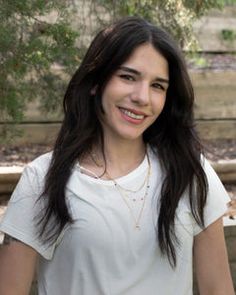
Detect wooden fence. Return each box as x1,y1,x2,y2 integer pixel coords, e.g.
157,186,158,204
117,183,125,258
0,69,235,145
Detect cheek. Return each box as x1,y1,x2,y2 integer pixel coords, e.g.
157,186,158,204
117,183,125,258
160,97,167,111
101,91,118,122
101,91,111,113
101,86,117,111
152,95,166,115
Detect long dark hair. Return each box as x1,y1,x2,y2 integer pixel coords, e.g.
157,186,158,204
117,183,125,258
38,16,207,267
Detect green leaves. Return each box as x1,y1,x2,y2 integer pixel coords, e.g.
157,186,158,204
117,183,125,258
221,29,236,42
0,0,79,138
92,0,227,50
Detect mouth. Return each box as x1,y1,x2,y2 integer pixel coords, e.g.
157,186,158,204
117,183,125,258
118,107,146,120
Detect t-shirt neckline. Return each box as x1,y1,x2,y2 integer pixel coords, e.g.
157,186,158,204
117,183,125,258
74,149,150,186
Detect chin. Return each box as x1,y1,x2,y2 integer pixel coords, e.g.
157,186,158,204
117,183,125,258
117,131,143,141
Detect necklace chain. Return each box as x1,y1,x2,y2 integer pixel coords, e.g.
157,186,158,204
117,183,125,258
108,162,149,194
90,151,148,193
105,152,151,230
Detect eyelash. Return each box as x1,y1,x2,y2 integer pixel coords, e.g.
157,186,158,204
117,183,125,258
118,74,166,91
152,83,165,90
119,74,135,81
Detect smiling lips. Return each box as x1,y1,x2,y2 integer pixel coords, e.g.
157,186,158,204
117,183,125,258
118,107,147,124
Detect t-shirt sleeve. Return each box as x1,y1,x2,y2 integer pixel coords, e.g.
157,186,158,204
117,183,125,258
193,157,231,235
0,161,57,259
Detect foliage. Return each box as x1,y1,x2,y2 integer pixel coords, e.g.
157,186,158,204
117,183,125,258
0,0,79,139
90,0,226,50
223,0,236,4
221,29,236,42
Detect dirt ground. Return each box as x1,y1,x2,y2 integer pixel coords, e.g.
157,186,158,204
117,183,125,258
0,139,235,166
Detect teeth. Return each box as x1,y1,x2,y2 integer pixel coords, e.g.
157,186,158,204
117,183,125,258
120,108,144,120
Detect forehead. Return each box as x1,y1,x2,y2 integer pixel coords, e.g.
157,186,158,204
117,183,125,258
120,43,169,78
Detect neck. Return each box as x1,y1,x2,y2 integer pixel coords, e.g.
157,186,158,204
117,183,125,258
93,137,146,179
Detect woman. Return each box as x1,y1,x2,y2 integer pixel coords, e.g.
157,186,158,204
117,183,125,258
0,17,234,294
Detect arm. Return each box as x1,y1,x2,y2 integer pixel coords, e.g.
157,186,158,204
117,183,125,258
193,217,234,295
0,234,38,295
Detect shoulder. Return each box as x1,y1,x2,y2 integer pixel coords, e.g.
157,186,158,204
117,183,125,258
25,151,53,176
28,151,53,169
179,154,230,212
16,152,53,192
200,155,214,174
200,155,227,193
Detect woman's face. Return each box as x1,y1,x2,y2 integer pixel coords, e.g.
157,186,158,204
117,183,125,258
101,43,169,143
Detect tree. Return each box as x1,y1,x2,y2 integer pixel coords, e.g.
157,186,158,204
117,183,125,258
89,0,226,50
0,0,79,139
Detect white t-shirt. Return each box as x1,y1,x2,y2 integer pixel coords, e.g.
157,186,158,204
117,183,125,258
0,150,230,295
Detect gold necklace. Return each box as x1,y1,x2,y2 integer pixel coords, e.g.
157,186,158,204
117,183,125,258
90,151,148,193
105,152,151,230
107,153,151,201
109,162,149,194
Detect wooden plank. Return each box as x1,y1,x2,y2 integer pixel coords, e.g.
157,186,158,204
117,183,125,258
212,160,236,173
194,88,236,119
191,71,236,119
24,101,63,122
0,119,235,145
196,120,236,140
0,123,60,145
190,71,236,87
193,6,236,52
0,183,16,194
0,168,23,196
22,90,236,121
0,167,23,183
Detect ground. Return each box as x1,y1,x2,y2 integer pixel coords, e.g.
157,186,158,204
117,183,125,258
1,139,235,166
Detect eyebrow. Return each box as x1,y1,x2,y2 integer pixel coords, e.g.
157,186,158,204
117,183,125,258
118,66,169,84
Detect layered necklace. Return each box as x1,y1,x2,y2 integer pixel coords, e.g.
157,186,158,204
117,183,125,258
90,150,151,230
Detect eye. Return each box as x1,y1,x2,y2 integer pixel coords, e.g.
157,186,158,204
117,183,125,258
152,82,165,91
119,74,135,81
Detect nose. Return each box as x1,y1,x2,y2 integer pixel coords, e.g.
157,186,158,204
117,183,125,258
130,82,150,105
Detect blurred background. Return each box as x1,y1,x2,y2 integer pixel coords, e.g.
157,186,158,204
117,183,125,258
0,0,235,158
0,1,235,293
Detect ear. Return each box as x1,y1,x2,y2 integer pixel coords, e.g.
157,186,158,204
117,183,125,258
90,85,98,95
